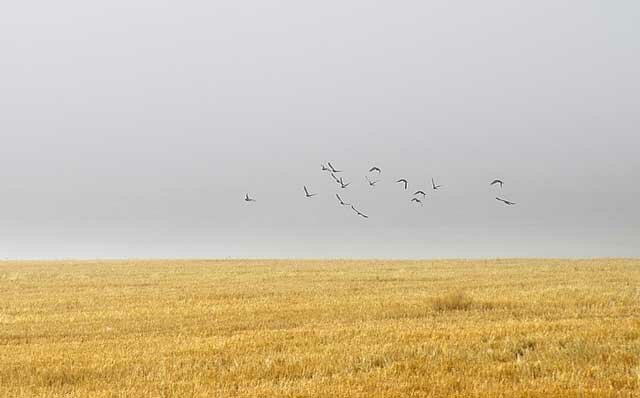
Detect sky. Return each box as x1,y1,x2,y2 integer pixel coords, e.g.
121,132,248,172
1,1,639,259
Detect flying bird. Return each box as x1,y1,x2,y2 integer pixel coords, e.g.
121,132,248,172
411,198,423,206
431,178,443,190
328,162,342,173
351,205,369,218
321,164,331,172
396,179,408,190
413,190,426,198
339,177,350,189
496,197,516,205
490,179,504,188
335,193,350,206
244,194,256,202
303,186,317,198
369,166,381,173
365,176,379,186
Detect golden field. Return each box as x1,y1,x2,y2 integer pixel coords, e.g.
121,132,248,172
1,259,639,397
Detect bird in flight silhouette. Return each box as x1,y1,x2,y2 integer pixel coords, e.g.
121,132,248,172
244,194,256,202
496,197,516,205
369,166,381,173
321,164,331,172
328,162,342,173
339,177,350,189
304,186,317,198
431,178,443,190
397,179,408,190
351,205,369,218
490,179,504,188
411,198,423,206
365,176,379,186
414,190,426,198
335,194,350,206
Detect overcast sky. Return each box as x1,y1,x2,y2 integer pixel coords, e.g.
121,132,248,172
1,1,638,259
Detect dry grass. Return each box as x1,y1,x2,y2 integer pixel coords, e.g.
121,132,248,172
431,290,475,312
0,259,639,397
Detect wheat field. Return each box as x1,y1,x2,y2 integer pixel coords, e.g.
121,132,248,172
1,259,639,397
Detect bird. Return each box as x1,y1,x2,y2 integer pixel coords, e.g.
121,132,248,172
365,176,379,186
328,162,342,173
321,164,331,172
303,186,316,198
411,198,423,206
369,166,381,173
330,173,341,184
413,190,426,198
335,193,350,206
431,178,443,190
396,179,408,190
351,205,369,218
339,177,350,189
496,197,516,205
490,179,504,188
244,194,256,202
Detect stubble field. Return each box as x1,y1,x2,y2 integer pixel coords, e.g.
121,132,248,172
1,259,639,397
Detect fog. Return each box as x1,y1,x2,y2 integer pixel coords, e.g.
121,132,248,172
1,1,638,258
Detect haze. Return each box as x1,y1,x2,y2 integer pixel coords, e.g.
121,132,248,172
1,1,638,259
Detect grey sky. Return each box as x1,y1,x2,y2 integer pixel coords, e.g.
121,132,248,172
1,1,639,258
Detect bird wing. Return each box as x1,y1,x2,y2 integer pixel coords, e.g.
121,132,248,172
349,204,368,218
304,186,309,195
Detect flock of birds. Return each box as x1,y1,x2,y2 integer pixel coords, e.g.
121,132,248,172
244,162,516,219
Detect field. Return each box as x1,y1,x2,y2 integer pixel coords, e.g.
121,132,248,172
1,259,639,397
